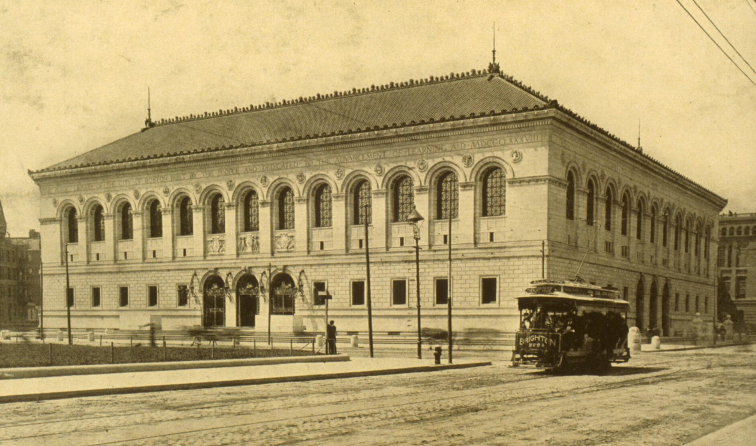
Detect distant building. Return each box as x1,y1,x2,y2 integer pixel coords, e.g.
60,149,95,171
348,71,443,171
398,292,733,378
30,62,726,335
0,201,41,329
717,213,756,323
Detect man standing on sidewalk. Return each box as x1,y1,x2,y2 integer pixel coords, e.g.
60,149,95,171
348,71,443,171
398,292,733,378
326,320,337,355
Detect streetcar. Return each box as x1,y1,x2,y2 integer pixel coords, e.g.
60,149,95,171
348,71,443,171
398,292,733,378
511,279,631,372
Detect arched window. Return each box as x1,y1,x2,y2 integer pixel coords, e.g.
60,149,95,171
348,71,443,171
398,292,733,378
437,171,458,220
566,171,575,221
67,208,78,243
482,167,506,217
314,184,332,228
278,187,295,230
210,194,225,234
662,211,669,247
674,214,681,250
704,226,710,259
729,227,735,236
179,197,193,236
695,223,701,256
604,187,613,231
746,227,751,236
120,203,133,240
650,206,657,244
727,245,732,267
721,227,727,237
392,176,414,222
586,179,596,225
93,205,105,242
149,200,162,238
243,191,259,232
684,219,691,253
636,199,644,240
621,193,630,236
737,226,743,236
353,180,372,225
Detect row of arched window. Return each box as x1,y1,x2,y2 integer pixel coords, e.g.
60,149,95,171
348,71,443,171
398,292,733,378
565,171,713,259
62,166,508,244
721,225,756,237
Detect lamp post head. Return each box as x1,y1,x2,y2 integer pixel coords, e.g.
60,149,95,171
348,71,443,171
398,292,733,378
407,207,424,225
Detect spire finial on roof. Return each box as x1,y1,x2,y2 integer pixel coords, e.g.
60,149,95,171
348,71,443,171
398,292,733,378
488,22,501,74
144,87,155,130
637,119,643,153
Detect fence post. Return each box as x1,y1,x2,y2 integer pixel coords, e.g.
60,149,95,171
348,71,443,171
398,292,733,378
312,338,315,353
290,339,293,355
100,335,102,347
253,339,256,357
130,335,133,347
111,342,114,363
211,342,215,360
163,337,167,361
49,343,53,366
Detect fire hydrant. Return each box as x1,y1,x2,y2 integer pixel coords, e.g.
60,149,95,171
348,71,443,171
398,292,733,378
434,346,442,365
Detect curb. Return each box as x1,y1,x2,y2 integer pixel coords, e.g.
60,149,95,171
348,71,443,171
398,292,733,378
641,343,750,353
0,354,349,380
0,361,491,404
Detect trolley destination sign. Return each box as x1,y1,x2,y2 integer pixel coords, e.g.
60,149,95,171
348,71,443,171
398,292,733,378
518,333,559,349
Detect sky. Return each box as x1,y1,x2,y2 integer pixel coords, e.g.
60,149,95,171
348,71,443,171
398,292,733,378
1,0,755,237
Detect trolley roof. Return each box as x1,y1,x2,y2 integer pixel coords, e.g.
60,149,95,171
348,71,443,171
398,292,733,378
515,279,630,309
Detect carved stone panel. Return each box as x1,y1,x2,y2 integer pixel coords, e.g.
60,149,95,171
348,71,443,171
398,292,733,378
275,232,296,251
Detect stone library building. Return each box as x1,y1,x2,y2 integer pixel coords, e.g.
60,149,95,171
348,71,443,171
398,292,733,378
30,62,726,336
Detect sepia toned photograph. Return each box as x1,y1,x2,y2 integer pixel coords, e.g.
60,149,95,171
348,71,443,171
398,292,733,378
1,1,755,444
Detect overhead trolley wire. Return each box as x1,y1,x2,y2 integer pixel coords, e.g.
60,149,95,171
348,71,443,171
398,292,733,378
691,0,756,77
675,0,756,87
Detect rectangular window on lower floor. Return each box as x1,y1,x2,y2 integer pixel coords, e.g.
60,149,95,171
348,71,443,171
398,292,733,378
674,293,679,311
313,281,327,306
435,278,448,305
704,296,709,313
736,277,746,299
66,287,74,308
351,280,365,306
481,277,498,304
119,286,129,307
91,287,101,307
392,279,407,306
177,285,188,307
148,285,158,307
685,294,690,312
695,295,699,312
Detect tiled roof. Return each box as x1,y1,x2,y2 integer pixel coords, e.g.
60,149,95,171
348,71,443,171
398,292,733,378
38,69,549,173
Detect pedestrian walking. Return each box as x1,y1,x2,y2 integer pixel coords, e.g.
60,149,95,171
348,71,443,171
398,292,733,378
326,320,337,355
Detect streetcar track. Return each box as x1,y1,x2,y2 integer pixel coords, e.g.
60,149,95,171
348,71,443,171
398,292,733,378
86,366,708,446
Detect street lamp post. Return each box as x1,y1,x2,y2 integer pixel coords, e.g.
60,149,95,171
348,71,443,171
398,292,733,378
407,206,425,359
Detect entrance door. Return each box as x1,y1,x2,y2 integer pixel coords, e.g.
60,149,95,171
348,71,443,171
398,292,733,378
203,275,226,327
635,280,645,330
649,284,659,331
661,283,670,336
236,274,259,327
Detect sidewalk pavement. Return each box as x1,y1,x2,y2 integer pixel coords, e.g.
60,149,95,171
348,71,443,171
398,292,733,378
0,357,491,404
686,413,756,446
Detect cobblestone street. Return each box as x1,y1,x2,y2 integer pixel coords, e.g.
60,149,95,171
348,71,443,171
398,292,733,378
1,346,754,445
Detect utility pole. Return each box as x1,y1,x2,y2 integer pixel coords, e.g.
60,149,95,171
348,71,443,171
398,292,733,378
267,263,272,345
447,188,453,364
65,245,72,345
364,202,374,358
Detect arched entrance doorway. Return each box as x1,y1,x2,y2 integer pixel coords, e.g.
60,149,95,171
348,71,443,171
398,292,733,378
203,275,226,327
661,282,670,336
635,279,645,330
650,281,659,334
649,280,659,331
236,274,259,327
270,273,297,315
